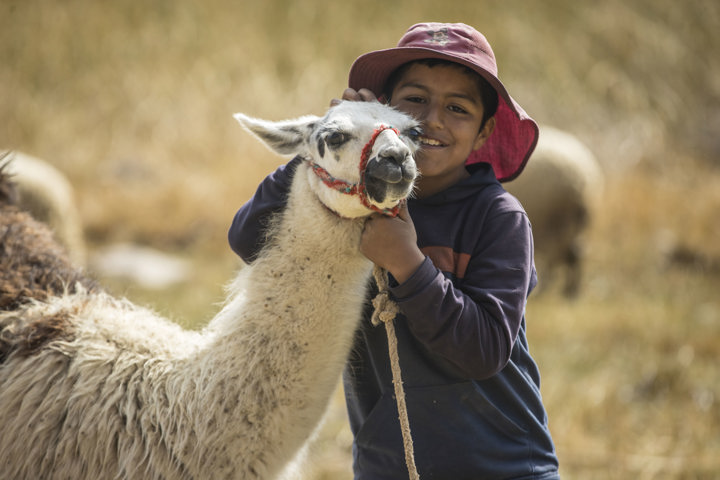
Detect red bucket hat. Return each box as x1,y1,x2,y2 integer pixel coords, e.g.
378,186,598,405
348,22,538,182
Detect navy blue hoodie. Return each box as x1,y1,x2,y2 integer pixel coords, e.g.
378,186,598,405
228,157,559,480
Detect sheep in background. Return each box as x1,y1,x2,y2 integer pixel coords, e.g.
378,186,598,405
505,126,604,298
4,151,87,266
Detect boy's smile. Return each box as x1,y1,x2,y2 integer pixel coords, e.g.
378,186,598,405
389,63,495,198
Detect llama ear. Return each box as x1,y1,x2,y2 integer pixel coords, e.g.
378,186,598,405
234,113,318,156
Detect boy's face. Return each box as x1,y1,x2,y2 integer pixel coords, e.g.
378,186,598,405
389,63,495,197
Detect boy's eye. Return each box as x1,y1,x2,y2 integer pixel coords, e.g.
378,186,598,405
405,96,425,104
449,105,468,114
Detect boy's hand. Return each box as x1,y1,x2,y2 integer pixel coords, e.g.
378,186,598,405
360,202,425,284
330,88,379,106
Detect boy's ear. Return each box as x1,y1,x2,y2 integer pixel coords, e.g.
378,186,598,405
233,113,318,156
473,116,496,151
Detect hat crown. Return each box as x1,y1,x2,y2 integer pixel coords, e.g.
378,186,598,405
347,22,538,182
398,23,497,76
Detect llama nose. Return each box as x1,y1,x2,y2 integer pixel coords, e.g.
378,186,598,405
373,149,411,184
377,145,408,166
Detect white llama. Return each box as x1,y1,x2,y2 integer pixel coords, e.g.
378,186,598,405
0,101,420,479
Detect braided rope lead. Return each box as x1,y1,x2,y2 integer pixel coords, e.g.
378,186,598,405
371,265,420,480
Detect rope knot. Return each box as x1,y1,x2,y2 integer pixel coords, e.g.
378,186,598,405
370,265,399,326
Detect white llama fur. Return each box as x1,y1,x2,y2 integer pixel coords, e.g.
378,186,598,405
0,101,419,479
505,126,603,297
5,150,87,265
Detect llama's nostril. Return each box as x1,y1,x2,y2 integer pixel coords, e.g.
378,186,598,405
377,145,409,165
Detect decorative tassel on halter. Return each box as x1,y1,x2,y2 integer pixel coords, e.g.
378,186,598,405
371,265,421,480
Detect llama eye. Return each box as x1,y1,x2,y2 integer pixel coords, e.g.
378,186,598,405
325,131,349,147
406,127,422,142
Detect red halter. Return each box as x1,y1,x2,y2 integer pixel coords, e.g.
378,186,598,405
308,125,402,217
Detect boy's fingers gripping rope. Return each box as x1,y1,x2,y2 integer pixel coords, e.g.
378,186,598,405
371,265,420,480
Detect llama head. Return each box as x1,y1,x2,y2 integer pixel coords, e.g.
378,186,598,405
235,101,420,218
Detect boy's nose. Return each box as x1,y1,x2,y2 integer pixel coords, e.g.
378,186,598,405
421,103,443,128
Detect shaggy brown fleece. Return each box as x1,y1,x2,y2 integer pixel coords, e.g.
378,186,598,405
0,159,97,361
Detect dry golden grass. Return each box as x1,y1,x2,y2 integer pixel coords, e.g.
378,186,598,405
531,160,720,479
2,1,719,478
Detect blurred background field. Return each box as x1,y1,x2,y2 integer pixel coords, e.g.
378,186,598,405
1,0,719,478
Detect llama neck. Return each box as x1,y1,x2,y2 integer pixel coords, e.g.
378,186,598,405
180,164,373,477
224,164,372,360
241,162,371,326
231,167,372,344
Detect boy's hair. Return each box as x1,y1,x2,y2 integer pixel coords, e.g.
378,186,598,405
383,58,499,129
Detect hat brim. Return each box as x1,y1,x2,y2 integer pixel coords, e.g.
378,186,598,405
348,46,538,182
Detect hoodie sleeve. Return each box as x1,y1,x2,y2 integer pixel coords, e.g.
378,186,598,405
227,157,301,263
390,202,535,380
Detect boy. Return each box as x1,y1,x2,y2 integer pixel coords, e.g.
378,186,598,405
229,22,560,480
